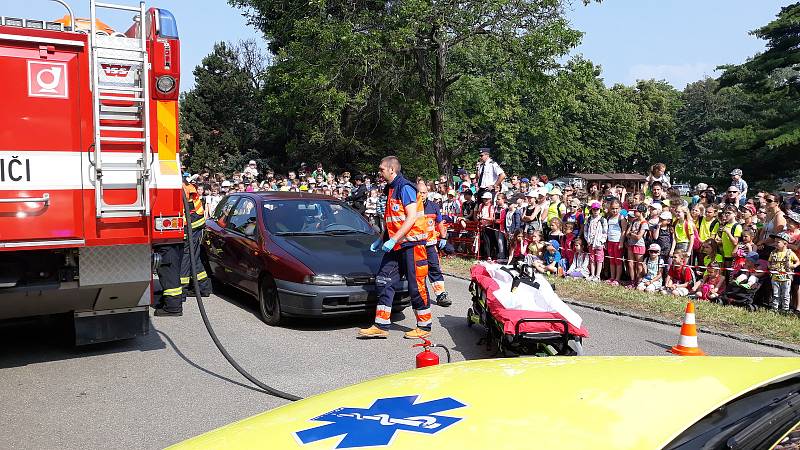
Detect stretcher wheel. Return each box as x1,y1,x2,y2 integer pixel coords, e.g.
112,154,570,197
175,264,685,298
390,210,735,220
466,308,474,327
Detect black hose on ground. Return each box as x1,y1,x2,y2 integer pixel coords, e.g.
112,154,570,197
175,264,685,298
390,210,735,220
182,192,302,402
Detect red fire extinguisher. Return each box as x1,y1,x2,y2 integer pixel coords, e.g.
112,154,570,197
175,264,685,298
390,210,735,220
413,338,451,368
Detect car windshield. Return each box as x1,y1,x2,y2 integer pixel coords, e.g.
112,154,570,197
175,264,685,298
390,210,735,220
263,199,374,235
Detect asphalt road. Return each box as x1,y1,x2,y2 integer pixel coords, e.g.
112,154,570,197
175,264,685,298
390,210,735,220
0,275,794,450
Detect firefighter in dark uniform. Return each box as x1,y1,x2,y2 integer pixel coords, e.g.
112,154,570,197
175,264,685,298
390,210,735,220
153,243,185,316
181,177,212,298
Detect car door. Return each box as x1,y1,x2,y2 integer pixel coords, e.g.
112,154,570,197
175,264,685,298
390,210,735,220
205,195,240,283
224,197,262,296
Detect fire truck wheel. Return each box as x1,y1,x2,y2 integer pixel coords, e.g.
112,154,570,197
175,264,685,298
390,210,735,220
259,275,282,326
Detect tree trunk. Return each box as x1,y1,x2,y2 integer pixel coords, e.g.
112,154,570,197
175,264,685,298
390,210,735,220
430,39,449,178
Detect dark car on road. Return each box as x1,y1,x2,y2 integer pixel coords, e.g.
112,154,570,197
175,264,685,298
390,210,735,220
202,192,409,325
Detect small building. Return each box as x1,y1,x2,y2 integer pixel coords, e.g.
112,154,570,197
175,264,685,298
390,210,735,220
565,173,648,193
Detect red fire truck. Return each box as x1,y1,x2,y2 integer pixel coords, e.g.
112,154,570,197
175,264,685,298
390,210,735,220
0,1,185,344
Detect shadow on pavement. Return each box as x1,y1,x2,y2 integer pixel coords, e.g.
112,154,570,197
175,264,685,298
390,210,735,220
211,282,413,332
155,330,264,394
0,314,165,369
437,313,494,361
646,339,673,351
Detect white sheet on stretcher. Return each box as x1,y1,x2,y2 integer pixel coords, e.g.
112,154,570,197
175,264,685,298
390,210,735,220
481,262,583,329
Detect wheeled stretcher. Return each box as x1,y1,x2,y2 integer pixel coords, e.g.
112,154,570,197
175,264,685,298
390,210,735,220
468,263,589,356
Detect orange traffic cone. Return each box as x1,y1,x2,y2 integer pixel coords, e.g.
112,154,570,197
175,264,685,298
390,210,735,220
670,302,706,356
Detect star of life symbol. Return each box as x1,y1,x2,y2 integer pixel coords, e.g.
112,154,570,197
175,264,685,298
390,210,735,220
294,395,466,449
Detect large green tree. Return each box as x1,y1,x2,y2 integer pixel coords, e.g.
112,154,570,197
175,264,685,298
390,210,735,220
706,2,800,186
230,0,590,176
180,40,267,172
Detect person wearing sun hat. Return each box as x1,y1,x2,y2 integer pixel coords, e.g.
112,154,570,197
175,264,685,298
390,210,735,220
768,231,799,311
583,200,608,281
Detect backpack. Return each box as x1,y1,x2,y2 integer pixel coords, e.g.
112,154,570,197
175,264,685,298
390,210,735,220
684,220,701,251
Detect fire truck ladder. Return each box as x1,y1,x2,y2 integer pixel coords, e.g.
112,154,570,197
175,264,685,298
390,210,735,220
89,0,151,218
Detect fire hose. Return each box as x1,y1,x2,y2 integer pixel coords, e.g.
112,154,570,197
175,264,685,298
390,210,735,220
182,193,302,401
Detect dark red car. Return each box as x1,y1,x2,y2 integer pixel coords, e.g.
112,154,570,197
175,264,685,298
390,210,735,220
203,192,409,325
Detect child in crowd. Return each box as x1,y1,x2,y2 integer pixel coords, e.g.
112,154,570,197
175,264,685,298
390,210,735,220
548,218,564,242
626,204,649,286
652,211,674,268
692,262,724,301
562,198,584,234
508,229,528,264
738,230,757,254
672,206,695,257
561,222,577,265
541,240,565,276
768,232,800,311
566,238,590,279
698,238,724,277
365,188,379,230
718,205,742,280
731,252,761,288
583,201,608,281
637,244,664,292
605,200,627,286
526,229,545,260
663,250,694,296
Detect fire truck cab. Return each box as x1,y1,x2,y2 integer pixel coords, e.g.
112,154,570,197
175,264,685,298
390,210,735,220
0,0,185,344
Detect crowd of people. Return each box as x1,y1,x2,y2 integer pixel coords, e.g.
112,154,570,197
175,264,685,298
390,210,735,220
185,153,800,315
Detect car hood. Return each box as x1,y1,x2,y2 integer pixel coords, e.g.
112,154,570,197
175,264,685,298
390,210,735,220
272,233,381,276
170,357,800,450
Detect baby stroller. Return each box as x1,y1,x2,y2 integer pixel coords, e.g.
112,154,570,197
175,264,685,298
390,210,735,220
721,268,768,311
468,262,588,357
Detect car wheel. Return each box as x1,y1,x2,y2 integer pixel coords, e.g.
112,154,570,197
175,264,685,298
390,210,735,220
259,275,282,326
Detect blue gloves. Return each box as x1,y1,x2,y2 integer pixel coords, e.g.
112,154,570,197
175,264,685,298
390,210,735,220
381,238,397,252
370,238,382,252
438,239,447,250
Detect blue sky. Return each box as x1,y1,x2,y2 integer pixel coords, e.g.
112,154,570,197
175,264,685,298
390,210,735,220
5,1,790,91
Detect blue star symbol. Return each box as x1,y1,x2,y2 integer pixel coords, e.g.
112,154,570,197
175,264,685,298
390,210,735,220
295,395,466,449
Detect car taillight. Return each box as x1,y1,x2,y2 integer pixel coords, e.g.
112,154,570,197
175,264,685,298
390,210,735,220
155,216,184,231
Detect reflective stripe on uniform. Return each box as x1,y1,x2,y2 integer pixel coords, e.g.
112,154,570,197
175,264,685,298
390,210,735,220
192,217,206,229
163,287,183,296
375,305,392,325
196,270,208,281
180,276,190,285
415,308,432,327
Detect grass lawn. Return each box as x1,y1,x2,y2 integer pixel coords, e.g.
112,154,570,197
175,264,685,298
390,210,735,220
440,256,800,347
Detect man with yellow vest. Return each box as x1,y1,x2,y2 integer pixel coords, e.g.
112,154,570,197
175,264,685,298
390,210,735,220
181,177,212,300
359,156,432,339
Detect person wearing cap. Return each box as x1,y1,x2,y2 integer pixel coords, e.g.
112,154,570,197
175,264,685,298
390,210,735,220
477,191,497,260
730,169,748,205
583,201,608,281
541,240,564,276
476,148,505,201
563,198,584,235
521,189,542,233
768,231,799,311
242,160,259,180
416,181,452,307
652,210,675,266
442,189,461,219
546,188,566,223
722,185,741,207
637,243,664,292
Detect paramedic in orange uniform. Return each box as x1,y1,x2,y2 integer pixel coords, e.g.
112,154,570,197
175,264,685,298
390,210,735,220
358,156,432,339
